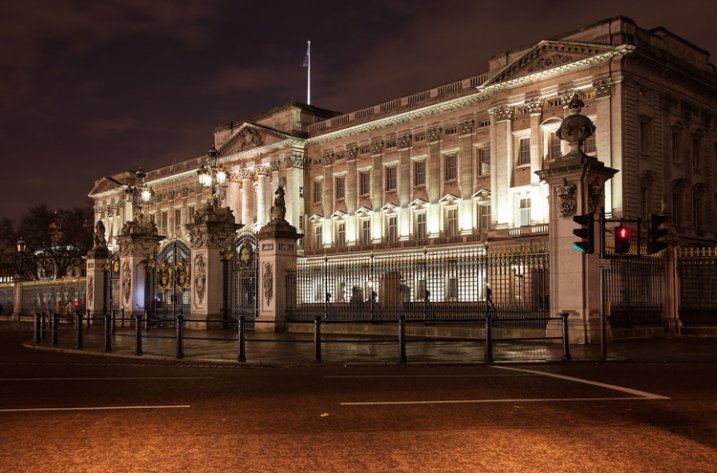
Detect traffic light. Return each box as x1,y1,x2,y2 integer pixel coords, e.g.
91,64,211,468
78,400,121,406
572,214,594,254
647,214,669,254
614,225,630,254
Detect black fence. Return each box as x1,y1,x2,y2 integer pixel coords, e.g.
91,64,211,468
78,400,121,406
678,247,717,325
606,249,664,327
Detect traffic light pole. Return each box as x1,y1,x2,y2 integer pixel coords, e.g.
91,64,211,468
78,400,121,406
599,206,607,360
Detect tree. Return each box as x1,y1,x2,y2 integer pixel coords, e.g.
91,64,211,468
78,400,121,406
0,217,18,277
17,204,93,279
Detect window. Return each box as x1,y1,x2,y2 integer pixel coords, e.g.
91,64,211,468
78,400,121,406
672,192,681,227
639,118,651,155
336,222,346,247
413,160,426,186
519,198,531,227
361,219,371,245
518,138,530,166
161,210,168,232
671,130,681,162
415,212,426,240
335,176,345,200
583,134,596,154
386,216,397,243
445,154,457,181
549,133,561,159
385,166,397,191
359,171,370,196
314,224,323,249
693,193,701,229
478,148,490,176
446,208,458,237
479,204,491,233
692,135,702,169
174,208,182,234
187,206,194,222
640,186,650,222
313,181,322,204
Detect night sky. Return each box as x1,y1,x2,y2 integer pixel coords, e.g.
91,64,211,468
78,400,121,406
1,0,715,221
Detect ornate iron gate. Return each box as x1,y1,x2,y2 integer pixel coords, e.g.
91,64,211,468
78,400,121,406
149,240,191,325
232,232,259,326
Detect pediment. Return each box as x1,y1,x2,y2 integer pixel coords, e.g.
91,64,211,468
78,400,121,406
483,41,621,87
89,176,124,197
308,213,324,223
218,123,291,156
439,193,460,204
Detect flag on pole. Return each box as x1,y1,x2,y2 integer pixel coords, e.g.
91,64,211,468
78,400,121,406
302,42,310,68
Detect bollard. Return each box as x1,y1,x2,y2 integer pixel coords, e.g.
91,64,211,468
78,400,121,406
51,312,59,346
33,313,40,344
75,312,83,349
484,312,493,363
40,313,47,342
398,315,407,364
86,310,91,330
237,315,246,362
104,312,112,352
135,312,143,355
120,308,125,328
314,316,322,362
176,314,184,359
111,309,116,334
561,312,571,361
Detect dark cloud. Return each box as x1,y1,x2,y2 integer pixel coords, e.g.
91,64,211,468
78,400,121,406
0,0,714,220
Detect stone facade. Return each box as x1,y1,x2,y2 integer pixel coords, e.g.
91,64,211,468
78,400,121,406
89,16,717,288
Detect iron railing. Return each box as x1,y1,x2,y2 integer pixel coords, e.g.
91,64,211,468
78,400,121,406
677,246,717,325
606,246,664,327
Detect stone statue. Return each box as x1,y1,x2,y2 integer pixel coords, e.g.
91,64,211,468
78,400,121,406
556,95,596,159
270,184,286,222
93,220,107,248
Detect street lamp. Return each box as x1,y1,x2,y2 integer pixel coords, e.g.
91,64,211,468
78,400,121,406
125,167,155,221
197,146,227,207
15,237,27,280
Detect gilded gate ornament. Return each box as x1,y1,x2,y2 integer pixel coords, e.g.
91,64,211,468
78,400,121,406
193,255,207,306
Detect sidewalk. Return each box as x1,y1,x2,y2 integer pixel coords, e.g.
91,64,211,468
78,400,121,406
11,319,717,366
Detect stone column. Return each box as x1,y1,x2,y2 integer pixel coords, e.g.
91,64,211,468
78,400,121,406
398,133,412,239
256,185,300,332
86,242,109,320
186,201,242,330
256,167,271,228
536,96,617,344
527,98,546,223
240,169,254,228
426,126,442,237
117,220,164,319
490,105,514,227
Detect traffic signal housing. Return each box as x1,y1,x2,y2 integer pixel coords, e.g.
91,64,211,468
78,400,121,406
572,214,594,254
614,225,631,254
647,214,669,254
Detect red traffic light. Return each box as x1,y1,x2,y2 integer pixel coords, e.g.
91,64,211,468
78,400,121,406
614,225,631,254
617,226,630,239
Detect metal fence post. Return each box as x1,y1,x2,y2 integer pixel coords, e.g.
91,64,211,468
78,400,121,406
561,312,571,361
176,313,184,359
111,309,116,334
33,313,40,344
75,312,83,349
237,315,246,362
104,312,112,352
398,315,407,364
135,312,143,355
120,308,125,328
484,312,493,363
86,310,91,330
40,313,46,341
314,316,322,362
51,312,59,346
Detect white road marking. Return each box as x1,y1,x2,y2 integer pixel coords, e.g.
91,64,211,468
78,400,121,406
0,377,214,381
490,365,670,400
341,397,665,406
325,374,533,379
0,405,191,413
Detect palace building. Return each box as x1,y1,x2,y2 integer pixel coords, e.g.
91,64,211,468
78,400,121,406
88,16,717,329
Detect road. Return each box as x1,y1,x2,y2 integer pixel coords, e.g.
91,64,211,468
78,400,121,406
1,323,716,472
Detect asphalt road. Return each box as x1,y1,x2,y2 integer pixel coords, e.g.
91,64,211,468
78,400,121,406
1,324,716,472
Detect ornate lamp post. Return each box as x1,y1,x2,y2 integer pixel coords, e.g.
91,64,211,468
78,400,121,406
197,146,228,208
124,168,155,223
15,237,27,280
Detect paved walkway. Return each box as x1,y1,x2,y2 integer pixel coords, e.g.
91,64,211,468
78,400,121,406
11,319,717,365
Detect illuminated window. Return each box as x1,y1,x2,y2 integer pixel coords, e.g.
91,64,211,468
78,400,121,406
584,134,596,154
314,224,322,248
446,208,458,237
549,133,561,159
313,181,322,204
519,198,531,227
518,138,530,166
336,222,346,247
174,208,182,234
335,176,345,200
414,160,425,186
415,212,426,240
386,216,397,242
359,171,370,196
445,154,457,181
385,166,397,191
161,211,168,231
361,219,371,245
479,204,491,233
478,148,490,176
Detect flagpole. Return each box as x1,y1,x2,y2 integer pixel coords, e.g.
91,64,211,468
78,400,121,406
306,40,311,105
